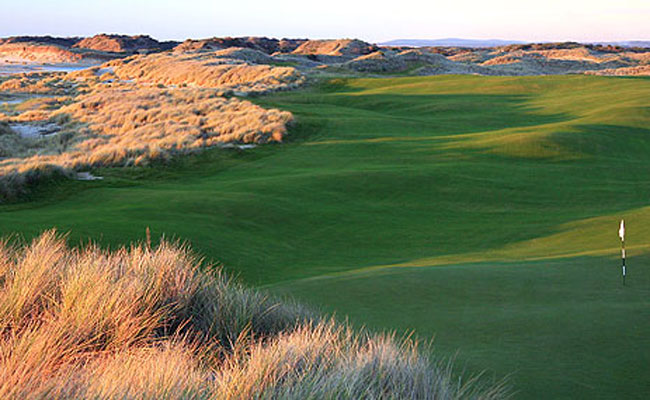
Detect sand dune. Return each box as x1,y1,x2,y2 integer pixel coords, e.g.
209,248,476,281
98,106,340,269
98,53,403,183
0,49,299,194
104,51,304,93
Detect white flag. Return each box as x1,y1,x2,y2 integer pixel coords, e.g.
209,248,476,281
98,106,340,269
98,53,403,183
618,219,625,241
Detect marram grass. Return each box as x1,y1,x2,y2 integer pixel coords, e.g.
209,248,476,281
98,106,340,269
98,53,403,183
0,231,507,399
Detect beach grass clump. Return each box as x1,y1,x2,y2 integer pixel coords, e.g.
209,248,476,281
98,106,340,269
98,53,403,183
0,51,301,198
0,85,292,180
0,231,507,399
105,51,305,93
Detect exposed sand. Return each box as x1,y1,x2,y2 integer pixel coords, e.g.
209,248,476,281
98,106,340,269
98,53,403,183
9,122,60,139
0,62,99,76
0,93,46,105
218,143,258,150
75,171,103,180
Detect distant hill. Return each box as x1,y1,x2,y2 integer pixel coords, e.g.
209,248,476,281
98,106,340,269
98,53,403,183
381,38,650,49
379,38,525,48
592,40,650,48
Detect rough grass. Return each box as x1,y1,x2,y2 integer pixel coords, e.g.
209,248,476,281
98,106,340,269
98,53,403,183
0,86,292,171
0,51,299,198
0,72,73,94
0,231,506,399
105,51,304,93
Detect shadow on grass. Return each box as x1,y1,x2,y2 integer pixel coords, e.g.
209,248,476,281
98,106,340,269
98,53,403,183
264,91,572,139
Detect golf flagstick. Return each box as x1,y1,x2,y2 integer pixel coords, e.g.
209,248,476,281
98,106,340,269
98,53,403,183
619,219,625,285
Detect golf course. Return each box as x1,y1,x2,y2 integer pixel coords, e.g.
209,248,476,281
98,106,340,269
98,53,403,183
2,74,649,398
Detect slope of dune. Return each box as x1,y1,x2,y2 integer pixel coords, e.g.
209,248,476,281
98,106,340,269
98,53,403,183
0,43,86,64
212,47,274,64
0,36,79,47
174,37,306,54
0,79,293,192
585,65,650,76
0,231,506,399
342,48,483,74
73,34,178,53
2,35,649,77
0,49,303,196
292,39,377,57
105,51,304,93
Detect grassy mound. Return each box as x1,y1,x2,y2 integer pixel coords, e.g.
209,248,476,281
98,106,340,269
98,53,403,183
0,231,505,399
106,51,304,93
0,53,297,198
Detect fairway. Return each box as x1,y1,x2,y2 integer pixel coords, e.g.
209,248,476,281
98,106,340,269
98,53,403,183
2,75,650,398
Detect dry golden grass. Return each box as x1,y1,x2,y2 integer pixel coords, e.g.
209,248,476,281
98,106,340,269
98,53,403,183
446,46,650,67
0,230,306,398
212,47,274,64
585,65,650,76
0,85,291,180
0,43,83,64
0,51,301,197
620,51,650,64
532,48,612,63
292,39,376,57
0,231,507,399
105,51,304,93
0,72,72,94
481,55,522,66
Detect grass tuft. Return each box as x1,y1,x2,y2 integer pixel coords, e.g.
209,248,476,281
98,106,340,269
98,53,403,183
0,230,506,399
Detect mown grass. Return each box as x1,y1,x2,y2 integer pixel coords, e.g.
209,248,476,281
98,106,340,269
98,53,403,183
272,256,650,399
0,75,649,398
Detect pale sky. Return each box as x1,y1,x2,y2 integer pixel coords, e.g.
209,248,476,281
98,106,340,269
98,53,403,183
1,0,648,42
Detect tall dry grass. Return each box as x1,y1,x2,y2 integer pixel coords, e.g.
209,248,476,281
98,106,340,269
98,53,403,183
0,51,301,198
105,51,304,93
0,85,292,190
0,231,508,399
0,72,73,94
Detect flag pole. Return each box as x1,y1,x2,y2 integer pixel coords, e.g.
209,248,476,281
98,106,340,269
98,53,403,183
622,237,626,286
619,219,626,286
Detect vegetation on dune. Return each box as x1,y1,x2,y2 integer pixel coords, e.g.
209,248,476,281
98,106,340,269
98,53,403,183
0,121,13,136
2,36,649,77
72,34,177,53
291,39,378,57
586,64,650,76
0,231,505,399
171,36,306,54
0,72,73,94
0,86,290,168
105,51,304,93
0,87,292,197
0,50,301,198
0,43,85,64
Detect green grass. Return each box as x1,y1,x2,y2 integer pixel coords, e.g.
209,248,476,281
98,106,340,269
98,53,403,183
272,257,650,399
2,74,650,398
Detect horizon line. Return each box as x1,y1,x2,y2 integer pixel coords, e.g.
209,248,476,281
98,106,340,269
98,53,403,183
1,33,649,45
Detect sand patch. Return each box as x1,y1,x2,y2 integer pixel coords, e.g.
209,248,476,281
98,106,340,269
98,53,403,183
75,171,103,180
9,122,60,139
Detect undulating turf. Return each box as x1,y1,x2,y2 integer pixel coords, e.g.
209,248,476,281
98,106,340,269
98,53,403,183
2,75,650,398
